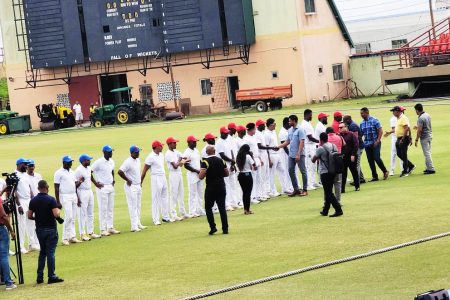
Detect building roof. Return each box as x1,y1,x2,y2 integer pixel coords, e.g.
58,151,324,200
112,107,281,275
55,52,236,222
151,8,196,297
327,0,354,48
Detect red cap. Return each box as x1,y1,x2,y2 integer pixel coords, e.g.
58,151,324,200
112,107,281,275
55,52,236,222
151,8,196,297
220,126,230,134
256,119,266,127
204,133,217,140
334,111,343,117
166,137,179,144
227,122,237,130
399,106,406,111
236,125,246,132
152,140,163,148
318,112,329,120
187,135,199,142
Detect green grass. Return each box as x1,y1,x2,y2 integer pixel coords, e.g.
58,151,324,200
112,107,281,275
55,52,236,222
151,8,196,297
1,97,450,299
0,78,8,100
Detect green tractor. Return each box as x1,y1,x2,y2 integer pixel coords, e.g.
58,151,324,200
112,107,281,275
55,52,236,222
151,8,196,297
0,110,32,135
91,87,152,127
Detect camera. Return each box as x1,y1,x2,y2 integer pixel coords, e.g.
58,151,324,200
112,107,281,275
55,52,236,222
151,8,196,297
2,172,20,188
2,173,20,214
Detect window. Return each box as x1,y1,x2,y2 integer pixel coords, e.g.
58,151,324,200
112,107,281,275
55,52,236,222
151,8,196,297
332,64,344,81
305,0,316,14
200,79,211,96
355,43,371,54
392,39,407,49
271,71,279,80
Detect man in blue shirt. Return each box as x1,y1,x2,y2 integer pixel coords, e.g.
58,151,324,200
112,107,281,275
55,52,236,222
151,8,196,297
279,115,308,197
360,107,388,181
28,180,64,284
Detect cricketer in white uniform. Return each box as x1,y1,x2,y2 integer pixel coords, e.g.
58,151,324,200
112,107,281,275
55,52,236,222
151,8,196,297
279,118,294,194
142,140,171,225
235,125,247,151
300,110,320,190
118,146,147,232
183,135,204,217
75,154,101,241
255,120,271,200
165,137,188,221
244,123,263,203
54,156,82,245
216,126,238,210
315,113,328,141
26,159,42,201
227,123,243,208
201,133,218,159
14,158,39,253
91,145,120,236
264,119,286,197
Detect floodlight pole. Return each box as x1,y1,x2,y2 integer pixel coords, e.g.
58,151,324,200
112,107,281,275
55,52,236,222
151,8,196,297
169,62,179,112
429,0,436,39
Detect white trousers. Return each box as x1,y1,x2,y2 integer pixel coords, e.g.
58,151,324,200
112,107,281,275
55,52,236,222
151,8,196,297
151,175,169,224
251,157,263,199
390,137,402,173
169,172,186,218
16,198,39,250
305,143,318,188
96,184,115,231
61,194,78,241
187,175,204,215
280,151,294,193
124,184,142,231
269,154,290,195
260,153,271,196
228,171,239,207
77,189,94,235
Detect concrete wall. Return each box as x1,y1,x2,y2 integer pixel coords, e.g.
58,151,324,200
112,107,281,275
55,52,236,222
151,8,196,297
350,55,411,96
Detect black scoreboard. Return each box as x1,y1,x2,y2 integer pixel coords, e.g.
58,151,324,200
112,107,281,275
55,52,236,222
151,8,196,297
23,0,255,69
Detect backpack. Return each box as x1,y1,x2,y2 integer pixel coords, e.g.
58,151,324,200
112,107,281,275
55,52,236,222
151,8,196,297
323,144,344,175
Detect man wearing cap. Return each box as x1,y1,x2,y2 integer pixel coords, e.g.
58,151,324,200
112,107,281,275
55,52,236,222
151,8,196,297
264,118,286,197
384,107,406,176
414,103,435,175
118,146,147,232
235,125,247,151
227,123,242,208
301,110,320,190
27,159,43,202
315,113,328,141
244,122,263,203
201,133,217,159
386,106,415,177
255,120,272,200
332,112,343,134
14,158,39,253
54,156,82,245
184,136,204,217
92,146,120,236
142,141,171,225
165,138,188,221
75,154,101,241
279,117,294,194
360,107,389,181
216,127,238,210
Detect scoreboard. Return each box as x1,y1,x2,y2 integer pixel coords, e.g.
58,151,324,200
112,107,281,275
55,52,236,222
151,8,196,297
23,0,255,69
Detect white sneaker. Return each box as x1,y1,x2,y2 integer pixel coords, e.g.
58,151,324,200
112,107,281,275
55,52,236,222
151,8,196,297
70,238,82,243
138,224,148,229
154,222,161,226
81,234,91,242
101,230,111,237
5,284,17,290
61,240,70,246
182,214,192,219
307,186,316,191
131,228,141,232
172,216,182,221
226,206,235,211
389,171,395,176
20,248,28,254
313,183,322,188
108,228,121,234
191,214,200,218
89,233,101,239
251,199,260,204
269,193,281,197
259,197,268,202
29,245,40,251
9,250,15,256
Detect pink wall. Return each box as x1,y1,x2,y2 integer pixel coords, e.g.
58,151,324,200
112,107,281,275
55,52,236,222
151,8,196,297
68,76,100,119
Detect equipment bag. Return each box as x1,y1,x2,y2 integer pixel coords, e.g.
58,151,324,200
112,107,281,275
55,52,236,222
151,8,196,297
324,144,344,175
415,289,449,300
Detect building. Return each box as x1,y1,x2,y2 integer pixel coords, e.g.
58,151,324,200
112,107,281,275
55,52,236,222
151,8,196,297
0,0,353,129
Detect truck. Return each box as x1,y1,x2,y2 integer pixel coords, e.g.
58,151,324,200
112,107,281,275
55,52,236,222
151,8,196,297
0,111,32,135
236,85,293,112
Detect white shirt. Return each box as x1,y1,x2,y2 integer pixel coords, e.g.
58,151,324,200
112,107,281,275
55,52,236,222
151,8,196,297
73,104,82,114
92,157,115,185
183,147,201,183
216,138,233,161
315,122,327,140
119,157,141,185
264,129,279,155
54,168,77,195
27,172,42,197
144,151,165,176
165,150,182,173
227,135,239,158
244,134,259,158
0,178,6,200
279,127,289,143
14,170,33,201
255,130,266,156
239,154,255,173
75,165,92,190
300,120,315,144
235,136,246,152
390,116,398,141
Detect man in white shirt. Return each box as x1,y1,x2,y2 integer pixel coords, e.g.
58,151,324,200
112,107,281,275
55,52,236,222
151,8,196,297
141,140,171,225
216,127,238,210
235,125,247,151
183,135,204,217
278,118,294,194
315,113,328,141
244,123,263,203
301,110,320,190
201,133,217,159
75,154,102,241
15,158,39,253
91,145,120,236
265,118,286,197
255,120,272,200
54,156,82,245
72,101,83,128
26,159,42,199
118,146,147,232
384,107,405,176
227,123,243,208
165,138,188,221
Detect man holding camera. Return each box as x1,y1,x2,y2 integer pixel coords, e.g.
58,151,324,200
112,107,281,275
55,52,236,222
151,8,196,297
28,180,64,284
0,190,17,290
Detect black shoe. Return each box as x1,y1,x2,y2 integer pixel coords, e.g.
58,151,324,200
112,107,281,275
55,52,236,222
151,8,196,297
424,170,436,175
208,228,217,235
329,211,343,218
408,165,416,174
400,172,409,177
223,230,228,234
355,187,360,191
320,211,328,216
48,277,64,284
36,278,44,284
162,218,171,223
369,178,379,182
360,179,366,184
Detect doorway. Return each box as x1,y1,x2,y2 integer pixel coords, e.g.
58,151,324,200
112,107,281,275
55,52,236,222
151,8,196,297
100,74,128,105
227,76,239,108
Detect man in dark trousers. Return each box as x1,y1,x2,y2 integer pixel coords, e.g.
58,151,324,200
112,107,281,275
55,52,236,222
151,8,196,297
343,115,366,184
339,122,360,192
0,189,16,290
28,180,64,284
199,146,229,235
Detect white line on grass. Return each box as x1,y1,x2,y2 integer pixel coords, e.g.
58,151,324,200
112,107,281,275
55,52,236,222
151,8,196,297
182,231,450,300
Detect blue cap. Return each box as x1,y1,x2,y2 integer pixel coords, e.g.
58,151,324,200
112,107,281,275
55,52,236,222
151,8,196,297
102,145,113,152
27,159,35,166
16,158,29,165
79,154,93,163
62,156,74,163
129,145,141,153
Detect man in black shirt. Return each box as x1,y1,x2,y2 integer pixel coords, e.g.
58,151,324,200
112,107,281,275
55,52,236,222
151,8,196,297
199,146,229,235
28,180,64,284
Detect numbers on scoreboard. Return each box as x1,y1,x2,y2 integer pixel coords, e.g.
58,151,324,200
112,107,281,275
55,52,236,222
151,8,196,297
106,2,117,9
